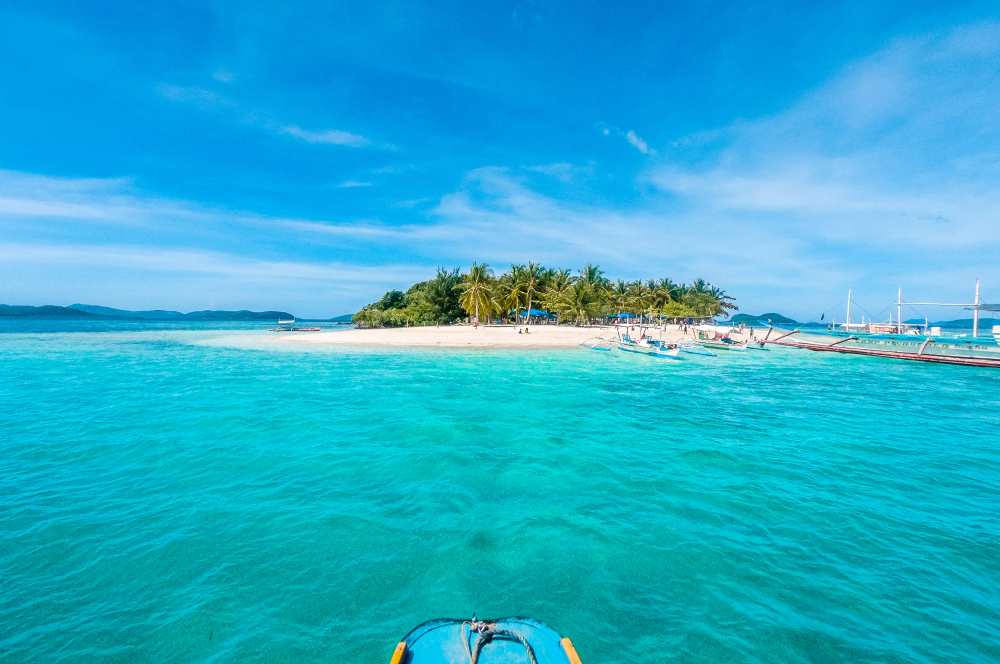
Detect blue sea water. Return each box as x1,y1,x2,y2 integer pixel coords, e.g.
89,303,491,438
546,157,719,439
1,321,998,664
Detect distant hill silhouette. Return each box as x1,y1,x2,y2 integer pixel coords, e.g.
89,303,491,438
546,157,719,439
0,305,95,317
905,317,1000,329
728,312,800,326
1,304,294,320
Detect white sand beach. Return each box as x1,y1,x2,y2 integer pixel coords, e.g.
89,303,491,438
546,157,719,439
279,324,756,348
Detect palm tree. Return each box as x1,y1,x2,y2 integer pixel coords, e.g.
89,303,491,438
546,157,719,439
455,263,497,323
579,263,607,287
625,280,651,319
556,282,603,326
497,266,525,324
542,269,573,323
610,280,629,317
521,262,543,324
657,277,683,302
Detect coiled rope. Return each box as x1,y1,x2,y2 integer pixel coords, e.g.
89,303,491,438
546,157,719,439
461,620,539,664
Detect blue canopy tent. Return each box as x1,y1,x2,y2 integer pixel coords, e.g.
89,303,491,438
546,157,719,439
611,312,637,319
519,309,553,317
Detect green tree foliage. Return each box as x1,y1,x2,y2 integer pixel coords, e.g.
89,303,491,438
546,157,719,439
378,290,405,310
353,264,736,326
454,263,498,321
556,282,603,325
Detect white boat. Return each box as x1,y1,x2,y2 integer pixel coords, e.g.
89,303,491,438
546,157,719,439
278,318,295,324
616,334,682,359
702,338,747,351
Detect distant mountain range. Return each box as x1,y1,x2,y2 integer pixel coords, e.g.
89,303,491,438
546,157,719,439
1,304,294,320
727,312,803,326
0,304,361,321
905,317,1000,329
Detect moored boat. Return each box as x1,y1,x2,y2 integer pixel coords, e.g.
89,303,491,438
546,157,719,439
702,338,747,351
763,282,1000,368
388,617,584,664
616,334,682,359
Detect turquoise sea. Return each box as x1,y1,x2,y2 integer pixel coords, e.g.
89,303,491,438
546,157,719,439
1,321,998,664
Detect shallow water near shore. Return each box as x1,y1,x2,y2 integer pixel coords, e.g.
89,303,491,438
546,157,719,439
1,323,999,663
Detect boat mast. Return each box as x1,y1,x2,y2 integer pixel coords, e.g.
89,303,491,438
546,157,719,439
846,289,852,332
974,279,981,338
897,288,902,333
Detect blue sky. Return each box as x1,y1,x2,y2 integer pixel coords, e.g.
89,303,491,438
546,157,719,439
2,1,999,319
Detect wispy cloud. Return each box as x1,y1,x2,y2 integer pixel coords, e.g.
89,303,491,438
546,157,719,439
0,242,429,284
595,122,657,155
624,130,652,155
337,179,373,188
525,162,594,182
282,126,370,147
157,85,374,149
649,22,1000,249
157,84,232,110
212,69,235,83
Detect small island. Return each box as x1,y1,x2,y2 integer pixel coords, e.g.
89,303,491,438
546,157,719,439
285,264,744,348
350,263,736,327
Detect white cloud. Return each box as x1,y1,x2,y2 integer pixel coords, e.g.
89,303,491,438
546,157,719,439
281,126,370,147
0,242,428,284
337,180,373,188
644,22,1000,293
625,130,653,155
156,85,373,149
595,122,657,155
212,69,235,83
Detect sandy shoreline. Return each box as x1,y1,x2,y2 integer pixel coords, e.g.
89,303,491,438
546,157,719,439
278,324,756,348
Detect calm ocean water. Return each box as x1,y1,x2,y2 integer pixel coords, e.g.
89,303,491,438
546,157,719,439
1,321,998,664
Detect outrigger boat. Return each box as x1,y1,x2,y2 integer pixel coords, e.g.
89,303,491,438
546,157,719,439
695,325,747,351
388,617,584,664
764,282,1000,368
616,333,681,359
702,338,747,352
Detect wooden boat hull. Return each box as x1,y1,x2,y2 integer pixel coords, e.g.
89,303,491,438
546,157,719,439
390,618,583,664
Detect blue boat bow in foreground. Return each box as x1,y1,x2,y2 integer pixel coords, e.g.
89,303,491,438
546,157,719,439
389,617,583,664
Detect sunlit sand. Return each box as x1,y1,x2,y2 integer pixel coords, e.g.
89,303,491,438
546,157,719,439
279,324,755,348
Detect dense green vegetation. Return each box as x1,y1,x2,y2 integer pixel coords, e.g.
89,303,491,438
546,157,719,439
352,264,737,327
